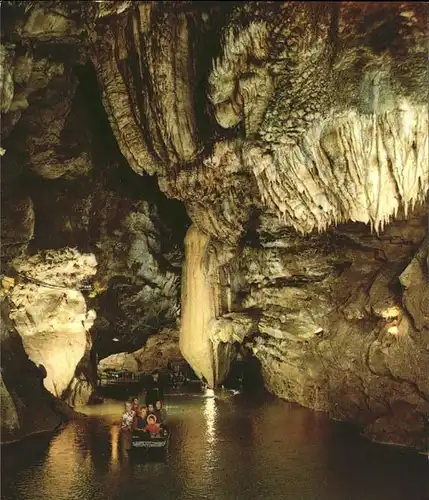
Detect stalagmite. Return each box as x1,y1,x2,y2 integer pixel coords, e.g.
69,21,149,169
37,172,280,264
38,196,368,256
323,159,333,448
1,0,429,450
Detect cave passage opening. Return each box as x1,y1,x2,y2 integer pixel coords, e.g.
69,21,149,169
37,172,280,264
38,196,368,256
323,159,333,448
70,62,193,363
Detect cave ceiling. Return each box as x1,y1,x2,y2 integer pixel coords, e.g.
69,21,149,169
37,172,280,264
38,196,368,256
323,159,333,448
1,1,428,448
1,1,427,250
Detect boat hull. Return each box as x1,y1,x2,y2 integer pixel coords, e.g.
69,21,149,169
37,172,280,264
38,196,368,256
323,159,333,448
131,431,170,451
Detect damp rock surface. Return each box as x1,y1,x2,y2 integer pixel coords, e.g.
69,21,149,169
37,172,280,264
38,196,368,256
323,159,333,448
0,1,428,449
98,327,183,375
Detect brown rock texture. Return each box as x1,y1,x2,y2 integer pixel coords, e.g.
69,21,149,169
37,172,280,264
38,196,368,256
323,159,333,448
98,327,183,375
0,298,78,443
180,224,237,388
225,208,428,450
1,3,188,439
7,248,97,406
0,1,428,449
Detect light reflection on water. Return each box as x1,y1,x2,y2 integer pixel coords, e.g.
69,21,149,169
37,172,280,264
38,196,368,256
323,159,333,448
203,391,217,446
2,391,428,500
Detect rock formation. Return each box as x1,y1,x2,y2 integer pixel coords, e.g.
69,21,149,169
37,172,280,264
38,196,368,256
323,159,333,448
7,248,97,405
1,2,188,441
0,297,78,443
98,327,182,375
235,208,428,450
0,1,428,449
181,224,234,388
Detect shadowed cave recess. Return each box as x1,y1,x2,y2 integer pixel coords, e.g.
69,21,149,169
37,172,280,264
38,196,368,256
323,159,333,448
0,1,428,452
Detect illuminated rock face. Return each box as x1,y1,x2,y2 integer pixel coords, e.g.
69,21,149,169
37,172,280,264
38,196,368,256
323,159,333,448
228,209,429,450
179,224,237,387
1,1,428,448
180,225,219,388
98,327,183,374
7,249,97,406
0,301,74,443
87,2,428,243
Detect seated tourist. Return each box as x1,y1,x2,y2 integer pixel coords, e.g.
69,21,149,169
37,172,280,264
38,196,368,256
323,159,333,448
145,414,160,436
155,400,167,424
120,402,135,452
135,407,148,430
121,402,135,432
131,397,140,414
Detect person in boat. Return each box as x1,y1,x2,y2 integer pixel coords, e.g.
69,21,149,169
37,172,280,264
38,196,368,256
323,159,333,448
121,402,135,431
120,402,135,451
145,370,164,406
169,364,185,389
145,414,161,436
134,407,148,431
155,400,167,425
131,397,140,414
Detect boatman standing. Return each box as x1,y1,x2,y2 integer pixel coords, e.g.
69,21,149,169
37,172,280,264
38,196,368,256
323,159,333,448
145,369,164,406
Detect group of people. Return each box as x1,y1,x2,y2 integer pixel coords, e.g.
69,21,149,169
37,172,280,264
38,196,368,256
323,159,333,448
120,370,168,450
121,398,168,436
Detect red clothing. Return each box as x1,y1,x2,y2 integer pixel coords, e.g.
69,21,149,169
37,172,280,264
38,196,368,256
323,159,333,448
145,423,160,434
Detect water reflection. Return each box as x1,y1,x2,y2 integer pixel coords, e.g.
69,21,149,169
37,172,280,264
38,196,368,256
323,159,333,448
110,424,120,472
2,393,428,500
203,390,217,446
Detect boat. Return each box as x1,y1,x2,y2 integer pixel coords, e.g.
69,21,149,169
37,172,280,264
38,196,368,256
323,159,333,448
130,430,170,452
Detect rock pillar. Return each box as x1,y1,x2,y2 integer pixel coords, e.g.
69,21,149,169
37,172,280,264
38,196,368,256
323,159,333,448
180,224,226,388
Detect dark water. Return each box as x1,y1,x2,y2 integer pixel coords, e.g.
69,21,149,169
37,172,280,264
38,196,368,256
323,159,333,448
2,389,428,500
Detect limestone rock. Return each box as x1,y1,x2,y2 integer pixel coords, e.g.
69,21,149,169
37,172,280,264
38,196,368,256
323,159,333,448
11,3,86,42
0,190,34,265
234,209,429,450
89,2,428,242
0,300,73,443
180,225,220,388
0,43,66,138
91,186,185,351
400,239,429,331
180,224,239,387
98,328,183,374
209,313,257,345
1,1,428,451
7,248,97,403
160,141,257,246
99,352,139,374
91,2,204,174
0,374,20,434
0,44,15,114
363,402,429,450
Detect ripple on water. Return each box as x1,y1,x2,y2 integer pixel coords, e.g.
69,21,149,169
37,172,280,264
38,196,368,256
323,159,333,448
2,393,429,500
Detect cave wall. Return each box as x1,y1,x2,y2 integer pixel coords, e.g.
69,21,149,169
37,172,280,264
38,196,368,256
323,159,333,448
1,1,428,449
0,298,77,443
87,1,428,449
230,208,428,449
180,224,221,388
98,327,182,375
7,249,97,405
1,2,189,431
90,2,428,239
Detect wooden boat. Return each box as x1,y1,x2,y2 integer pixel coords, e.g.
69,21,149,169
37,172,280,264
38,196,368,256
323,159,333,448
130,430,170,451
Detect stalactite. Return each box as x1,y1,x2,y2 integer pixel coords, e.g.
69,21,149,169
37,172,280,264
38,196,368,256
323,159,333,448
180,225,218,387
246,105,428,235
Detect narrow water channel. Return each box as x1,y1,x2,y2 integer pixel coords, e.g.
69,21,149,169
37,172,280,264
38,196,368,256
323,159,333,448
2,389,428,500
